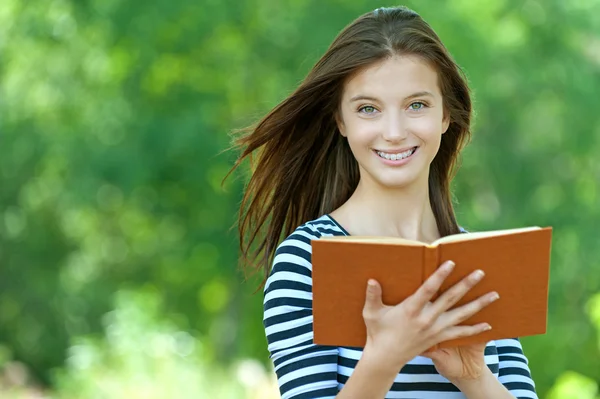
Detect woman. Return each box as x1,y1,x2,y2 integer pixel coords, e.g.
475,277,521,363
230,6,538,399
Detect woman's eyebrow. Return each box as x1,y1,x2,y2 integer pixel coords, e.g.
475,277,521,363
405,91,434,100
349,91,435,102
349,95,379,103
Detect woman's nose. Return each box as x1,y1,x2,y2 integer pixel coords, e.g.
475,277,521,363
381,114,408,142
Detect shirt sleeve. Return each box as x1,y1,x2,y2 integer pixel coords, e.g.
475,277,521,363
495,338,539,399
263,231,340,399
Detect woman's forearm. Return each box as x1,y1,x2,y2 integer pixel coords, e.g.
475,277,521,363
336,349,518,399
336,347,405,399
454,369,516,399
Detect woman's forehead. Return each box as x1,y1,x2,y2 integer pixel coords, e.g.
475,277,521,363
341,56,442,100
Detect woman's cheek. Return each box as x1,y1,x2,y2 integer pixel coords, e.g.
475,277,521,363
412,116,443,137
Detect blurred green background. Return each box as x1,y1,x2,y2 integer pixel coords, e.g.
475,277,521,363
1,0,599,398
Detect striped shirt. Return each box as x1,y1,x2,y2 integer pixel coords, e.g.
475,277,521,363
263,214,538,399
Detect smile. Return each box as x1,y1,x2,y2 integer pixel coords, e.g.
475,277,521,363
375,147,418,161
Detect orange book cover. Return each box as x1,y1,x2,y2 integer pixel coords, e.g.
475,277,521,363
311,227,552,349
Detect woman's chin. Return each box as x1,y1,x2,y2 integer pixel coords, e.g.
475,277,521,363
369,175,422,190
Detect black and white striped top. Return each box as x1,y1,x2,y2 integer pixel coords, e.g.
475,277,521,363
263,214,538,399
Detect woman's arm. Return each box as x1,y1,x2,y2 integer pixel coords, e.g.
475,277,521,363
335,345,405,398
454,368,517,399
450,338,537,399
496,338,538,398
264,231,340,398
264,229,407,399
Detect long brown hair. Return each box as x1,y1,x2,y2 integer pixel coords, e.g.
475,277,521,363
229,6,472,287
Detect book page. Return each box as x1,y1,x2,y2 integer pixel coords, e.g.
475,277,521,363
431,226,541,246
316,236,424,246
315,226,543,247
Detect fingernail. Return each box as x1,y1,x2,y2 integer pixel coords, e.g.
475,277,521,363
443,261,455,272
483,324,492,331
489,292,500,302
368,279,376,287
472,270,485,282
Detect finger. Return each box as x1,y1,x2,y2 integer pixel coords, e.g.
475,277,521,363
428,269,486,317
442,291,500,327
362,279,383,319
407,261,455,312
439,322,492,342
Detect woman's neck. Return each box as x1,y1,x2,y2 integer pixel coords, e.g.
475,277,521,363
329,177,440,243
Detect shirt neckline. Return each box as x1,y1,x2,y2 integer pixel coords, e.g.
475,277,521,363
325,214,467,236
325,214,351,236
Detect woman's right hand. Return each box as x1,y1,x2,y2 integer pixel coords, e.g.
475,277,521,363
361,260,498,370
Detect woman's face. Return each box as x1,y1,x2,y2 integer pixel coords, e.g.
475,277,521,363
336,55,449,192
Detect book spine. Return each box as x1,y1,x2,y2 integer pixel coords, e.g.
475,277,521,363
423,246,441,350
422,246,441,293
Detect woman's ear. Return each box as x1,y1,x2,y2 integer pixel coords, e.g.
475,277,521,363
441,112,450,134
335,112,347,137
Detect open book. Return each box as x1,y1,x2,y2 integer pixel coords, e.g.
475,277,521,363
311,226,552,349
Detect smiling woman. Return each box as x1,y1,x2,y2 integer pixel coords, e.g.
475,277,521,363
229,6,538,399
336,55,449,192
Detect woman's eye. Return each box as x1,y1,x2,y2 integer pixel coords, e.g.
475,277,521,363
409,102,426,111
358,105,377,114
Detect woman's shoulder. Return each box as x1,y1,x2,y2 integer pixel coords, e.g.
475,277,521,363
265,215,346,289
275,215,347,252
297,214,348,237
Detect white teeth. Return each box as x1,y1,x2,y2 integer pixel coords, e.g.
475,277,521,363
376,148,415,161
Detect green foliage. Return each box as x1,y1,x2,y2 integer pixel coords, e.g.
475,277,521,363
1,0,599,397
0,289,278,398
545,293,600,399
51,289,277,399
547,371,599,399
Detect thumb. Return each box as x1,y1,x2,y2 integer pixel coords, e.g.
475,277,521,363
363,279,383,313
420,350,443,362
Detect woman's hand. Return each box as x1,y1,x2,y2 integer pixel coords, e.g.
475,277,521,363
422,342,488,382
361,260,499,372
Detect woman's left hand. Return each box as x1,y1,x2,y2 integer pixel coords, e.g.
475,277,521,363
422,342,488,383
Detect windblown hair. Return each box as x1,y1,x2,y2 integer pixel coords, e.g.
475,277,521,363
229,6,472,287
